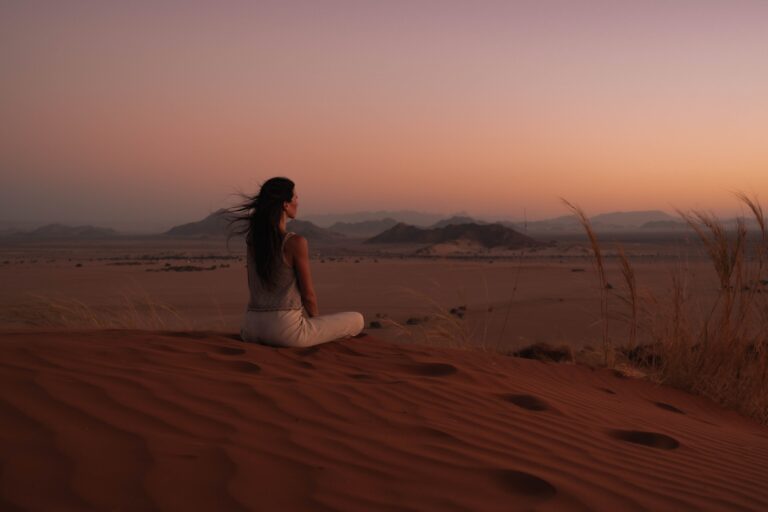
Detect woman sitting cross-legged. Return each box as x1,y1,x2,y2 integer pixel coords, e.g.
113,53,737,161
230,177,364,347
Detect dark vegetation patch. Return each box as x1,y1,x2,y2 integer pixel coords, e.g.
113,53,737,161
147,265,218,272
622,343,664,367
513,342,573,363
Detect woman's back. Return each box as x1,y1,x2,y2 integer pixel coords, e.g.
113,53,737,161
246,232,303,312
234,176,363,347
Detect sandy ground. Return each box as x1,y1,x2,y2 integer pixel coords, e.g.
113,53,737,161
0,238,726,351
2,329,767,511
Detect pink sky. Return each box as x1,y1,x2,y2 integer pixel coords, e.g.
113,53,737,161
2,1,767,229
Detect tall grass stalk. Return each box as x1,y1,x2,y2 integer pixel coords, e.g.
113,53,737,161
15,293,191,330
387,287,474,349
496,246,527,349
616,246,638,349
496,212,529,348
561,199,612,366
570,193,768,425
664,198,768,423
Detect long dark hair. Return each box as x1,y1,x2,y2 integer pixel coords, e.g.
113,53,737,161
228,177,295,289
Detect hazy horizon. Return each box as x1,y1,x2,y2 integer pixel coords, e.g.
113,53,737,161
0,195,760,233
0,204,751,234
2,1,767,228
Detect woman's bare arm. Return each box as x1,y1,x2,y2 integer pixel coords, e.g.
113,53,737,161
286,235,319,316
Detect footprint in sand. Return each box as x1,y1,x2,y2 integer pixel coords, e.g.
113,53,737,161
349,373,375,380
296,346,321,357
163,331,209,339
608,429,680,450
493,469,557,502
149,343,188,354
294,343,366,357
220,360,262,374
408,425,459,441
653,402,685,414
502,394,551,412
215,346,246,356
333,344,367,357
402,362,458,377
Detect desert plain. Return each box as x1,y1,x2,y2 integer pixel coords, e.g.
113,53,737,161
0,233,724,349
2,233,768,511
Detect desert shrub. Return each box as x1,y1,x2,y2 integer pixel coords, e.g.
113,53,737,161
4,292,192,330
569,193,768,425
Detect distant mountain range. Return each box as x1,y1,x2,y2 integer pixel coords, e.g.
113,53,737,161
325,215,484,238
328,218,399,238
429,215,486,229
506,210,688,233
164,209,344,241
6,223,118,239
165,209,231,236
304,210,471,228
5,209,765,241
366,222,543,250
640,220,688,231
286,220,346,242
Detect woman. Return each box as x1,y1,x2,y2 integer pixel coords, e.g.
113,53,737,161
230,177,364,347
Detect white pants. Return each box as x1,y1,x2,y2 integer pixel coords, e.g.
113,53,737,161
241,309,365,348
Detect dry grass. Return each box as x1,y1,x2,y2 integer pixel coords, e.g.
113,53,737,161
616,245,639,349
569,193,768,425
495,243,528,349
561,199,613,366
384,287,476,349
660,196,768,424
1,292,192,331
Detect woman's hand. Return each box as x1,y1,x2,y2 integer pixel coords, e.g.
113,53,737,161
286,235,319,317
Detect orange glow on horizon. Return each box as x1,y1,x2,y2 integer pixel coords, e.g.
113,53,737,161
1,2,767,226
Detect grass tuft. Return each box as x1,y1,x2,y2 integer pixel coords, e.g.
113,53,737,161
568,193,768,425
3,292,192,331
561,199,613,366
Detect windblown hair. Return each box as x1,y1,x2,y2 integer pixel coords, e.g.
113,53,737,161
228,177,295,290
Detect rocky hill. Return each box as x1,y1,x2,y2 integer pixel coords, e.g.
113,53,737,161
328,218,398,237
366,222,542,249
430,215,484,229
165,209,230,237
10,223,118,239
165,210,344,241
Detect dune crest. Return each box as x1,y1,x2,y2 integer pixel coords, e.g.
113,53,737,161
1,330,767,511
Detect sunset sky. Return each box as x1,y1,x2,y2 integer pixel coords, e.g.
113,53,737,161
2,1,767,230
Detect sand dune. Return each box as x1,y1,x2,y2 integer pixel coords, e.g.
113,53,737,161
2,330,767,511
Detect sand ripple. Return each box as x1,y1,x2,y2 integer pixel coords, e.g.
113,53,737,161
2,329,768,511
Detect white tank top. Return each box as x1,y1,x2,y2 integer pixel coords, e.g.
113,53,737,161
246,232,303,311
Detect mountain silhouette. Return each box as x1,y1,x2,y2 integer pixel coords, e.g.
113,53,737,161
328,218,399,237
165,210,344,241
165,209,230,236
366,222,541,249
430,216,484,229
11,223,118,239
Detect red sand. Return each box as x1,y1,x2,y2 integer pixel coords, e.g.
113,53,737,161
2,330,768,511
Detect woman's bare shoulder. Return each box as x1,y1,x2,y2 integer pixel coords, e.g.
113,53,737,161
284,233,308,255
